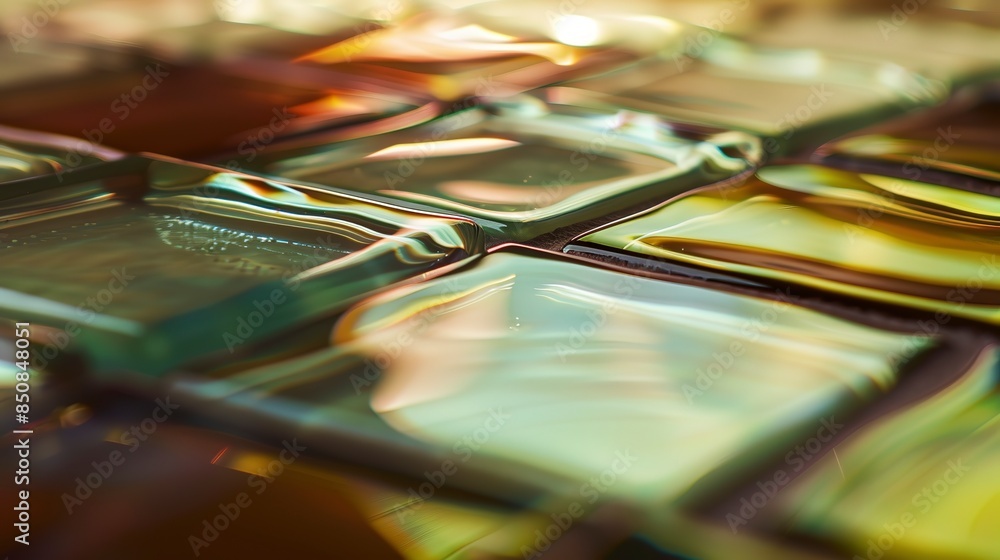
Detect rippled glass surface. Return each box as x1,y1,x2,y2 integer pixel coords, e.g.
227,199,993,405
0,125,122,183
240,94,759,241
0,156,481,376
2,1,1000,558
576,164,1000,324
556,35,944,155
820,90,1000,183
296,1,706,101
776,346,1000,560
169,250,930,520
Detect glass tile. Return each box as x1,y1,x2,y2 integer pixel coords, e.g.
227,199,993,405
575,164,1000,325
0,156,482,376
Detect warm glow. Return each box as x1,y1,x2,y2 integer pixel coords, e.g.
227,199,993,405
552,15,602,47
364,137,521,160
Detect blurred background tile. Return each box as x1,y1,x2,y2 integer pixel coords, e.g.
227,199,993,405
572,164,1000,325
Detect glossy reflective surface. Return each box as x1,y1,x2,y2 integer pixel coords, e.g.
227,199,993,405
2,1,1000,559
777,346,1000,560
242,95,758,241
0,125,121,183
296,1,702,101
169,251,931,519
820,91,1000,183
556,36,943,155
744,7,1000,87
0,157,481,376
577,164,1000,324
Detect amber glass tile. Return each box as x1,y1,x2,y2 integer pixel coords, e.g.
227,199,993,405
819,90,1000,184
294,0,709,101
774,345,1000,559
575,164,1000,325
5,400,571,560
0,57,431,160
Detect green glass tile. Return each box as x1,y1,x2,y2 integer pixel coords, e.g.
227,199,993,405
170,249,930,517
555,35,944,155
242,94,759,241
575,164,1000,325
0,125,121,183
0,156,482,377
775,346,1000,560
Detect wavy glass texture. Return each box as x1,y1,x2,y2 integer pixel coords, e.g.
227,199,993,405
0,125,122,183
2,2,1000,558
172,251,931,521
0,157,481,377
775,346,1000,560
334,252,929,502
577,164,1000,324
819,92,1000,183
555,35,944,155
296,1,713,101
242,95,758,241
0,142,89,183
